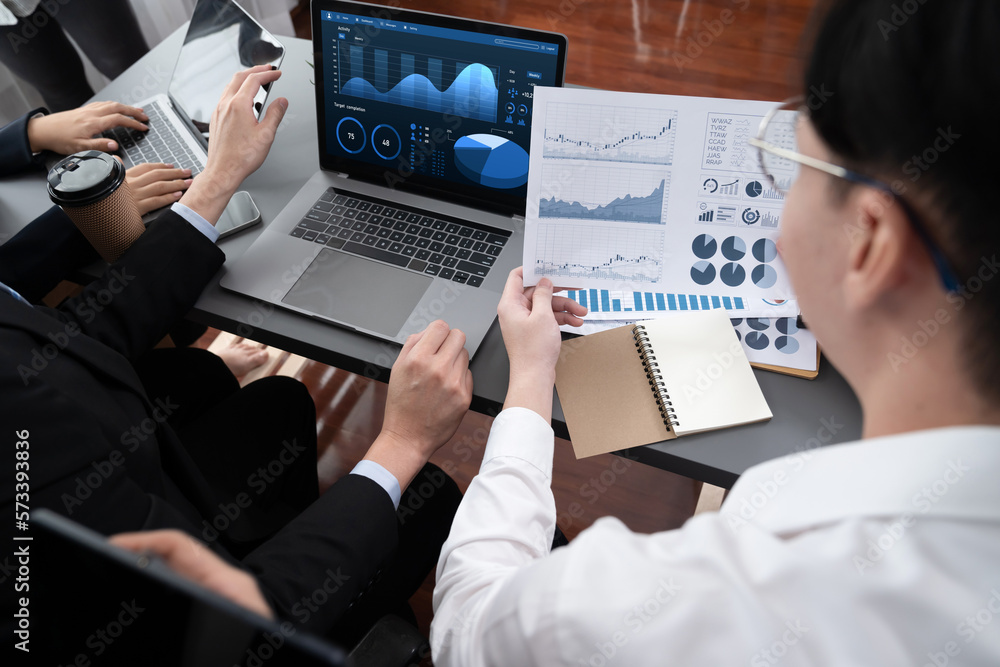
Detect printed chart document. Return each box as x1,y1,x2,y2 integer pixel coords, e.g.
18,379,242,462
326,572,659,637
523,87,799,318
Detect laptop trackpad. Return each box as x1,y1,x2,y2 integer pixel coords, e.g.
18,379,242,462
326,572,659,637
282,249,433,336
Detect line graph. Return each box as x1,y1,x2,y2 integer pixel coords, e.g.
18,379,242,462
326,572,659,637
338,45,498,122
537,165,669,223
534,224,664,283
542,102,678,164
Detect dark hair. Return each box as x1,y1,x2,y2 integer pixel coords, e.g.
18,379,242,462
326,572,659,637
805,0,1000,401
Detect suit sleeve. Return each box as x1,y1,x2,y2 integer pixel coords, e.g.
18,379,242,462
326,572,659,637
0,108,47,176
0,206,99,303
0,108,101,301
37,211,225,363
242,475,401,635
0,361,232,559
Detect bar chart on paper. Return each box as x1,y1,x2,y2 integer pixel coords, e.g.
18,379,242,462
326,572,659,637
542,102,678,164
534,224,664,283
524,86,799,317
537,165,668,224
562,288,751,319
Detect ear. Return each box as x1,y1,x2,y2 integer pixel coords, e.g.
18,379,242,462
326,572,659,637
842,189,919,310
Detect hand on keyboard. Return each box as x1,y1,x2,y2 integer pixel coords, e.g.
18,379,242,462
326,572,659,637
27,101,149,155
125,163,194,216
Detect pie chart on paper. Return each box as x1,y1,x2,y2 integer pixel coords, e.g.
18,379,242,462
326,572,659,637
690,261,716,285
454,134,529,189
776,335,800,354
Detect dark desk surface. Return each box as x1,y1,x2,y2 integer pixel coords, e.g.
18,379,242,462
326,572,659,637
0,16,862,488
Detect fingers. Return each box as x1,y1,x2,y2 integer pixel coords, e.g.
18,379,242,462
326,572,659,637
81,137,119,153
128,165,190,187
500,267,525,303
137,191,184,213
126,165,192,215
110,530,206,571
235,68,283,104
454,346,470,377
550,295,588,317
96,101,149,122
499,267,528,317
413,319,450,355
112,530,274,619
259,97,288,135
125,162,162,177
438,327,467,364
397,328,425,364
222,64,275,100
99,112,148,133
530,277,554,317
553,311,585,327
135,176,192,196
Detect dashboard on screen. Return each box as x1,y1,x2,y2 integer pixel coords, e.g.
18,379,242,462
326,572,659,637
313,2,566,214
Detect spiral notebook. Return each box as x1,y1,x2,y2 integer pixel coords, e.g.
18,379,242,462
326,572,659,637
555,311,772,459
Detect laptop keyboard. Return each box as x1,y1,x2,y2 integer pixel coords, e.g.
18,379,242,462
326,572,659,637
289,189,510,287
103,99,204,174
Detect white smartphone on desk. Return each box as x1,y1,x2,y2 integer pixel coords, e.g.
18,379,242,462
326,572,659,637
216,190,261,238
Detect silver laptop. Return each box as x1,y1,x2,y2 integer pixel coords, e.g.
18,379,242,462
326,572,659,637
220,0,567,355
105,0,284,181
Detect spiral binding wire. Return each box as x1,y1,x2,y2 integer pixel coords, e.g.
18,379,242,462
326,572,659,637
632,324,680,430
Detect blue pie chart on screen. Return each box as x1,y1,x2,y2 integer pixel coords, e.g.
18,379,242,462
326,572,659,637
454,134,529,189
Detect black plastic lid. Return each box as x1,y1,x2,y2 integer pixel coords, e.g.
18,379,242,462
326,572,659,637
47,151,125,207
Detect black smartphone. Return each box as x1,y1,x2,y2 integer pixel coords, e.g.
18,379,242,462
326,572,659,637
217,190,262,239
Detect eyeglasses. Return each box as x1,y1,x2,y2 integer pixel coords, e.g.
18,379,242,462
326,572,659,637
748,97,961,293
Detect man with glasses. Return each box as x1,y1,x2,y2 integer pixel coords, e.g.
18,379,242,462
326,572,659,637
427,0,1000,664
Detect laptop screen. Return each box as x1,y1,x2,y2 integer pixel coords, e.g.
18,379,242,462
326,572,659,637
169,0,285,133
314,1,567,215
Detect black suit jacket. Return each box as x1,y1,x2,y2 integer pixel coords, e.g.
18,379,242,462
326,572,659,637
0,109,99,302
0,113,398,634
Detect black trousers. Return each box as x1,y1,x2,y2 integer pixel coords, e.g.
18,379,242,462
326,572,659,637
135,347,320,556
133,347,461,646
0,0,149,111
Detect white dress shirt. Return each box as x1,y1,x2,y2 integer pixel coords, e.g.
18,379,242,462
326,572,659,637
431,407,1000,666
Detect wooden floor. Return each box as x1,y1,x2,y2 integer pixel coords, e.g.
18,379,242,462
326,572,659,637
262,0,815,652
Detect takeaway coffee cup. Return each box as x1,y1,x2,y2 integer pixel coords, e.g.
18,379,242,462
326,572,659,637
47,151,143,263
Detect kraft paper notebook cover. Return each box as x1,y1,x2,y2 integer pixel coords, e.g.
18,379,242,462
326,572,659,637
556,311,772,459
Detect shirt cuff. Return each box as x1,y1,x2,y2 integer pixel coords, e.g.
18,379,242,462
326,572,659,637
350,460,402,509
482,407,555,480
170,202,220,243
28,110,46,156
